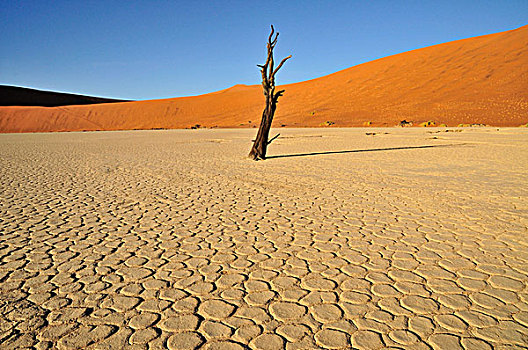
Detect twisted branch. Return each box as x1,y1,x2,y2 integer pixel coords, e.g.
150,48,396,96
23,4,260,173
257,25,291,96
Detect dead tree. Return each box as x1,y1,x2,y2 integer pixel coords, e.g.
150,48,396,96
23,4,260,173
248,25,291,160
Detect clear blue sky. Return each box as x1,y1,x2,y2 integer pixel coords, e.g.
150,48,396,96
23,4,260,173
1,0,526,100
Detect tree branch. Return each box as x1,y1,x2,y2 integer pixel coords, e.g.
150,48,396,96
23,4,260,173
267,133,281,145
268,25,275,45
269,45,275,78
273,89,285,102
272,55,292,77
271,32,279,47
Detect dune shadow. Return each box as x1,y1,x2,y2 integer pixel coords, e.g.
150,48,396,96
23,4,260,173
266,143,468,159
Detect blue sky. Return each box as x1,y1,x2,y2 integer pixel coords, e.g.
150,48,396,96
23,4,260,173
1,0,526,100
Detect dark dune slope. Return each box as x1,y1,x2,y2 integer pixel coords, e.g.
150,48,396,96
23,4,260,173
0,85,130,107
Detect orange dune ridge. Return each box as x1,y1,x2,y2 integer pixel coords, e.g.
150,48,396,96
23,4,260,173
1,25,527,133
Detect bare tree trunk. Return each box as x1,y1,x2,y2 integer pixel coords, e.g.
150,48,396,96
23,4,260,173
248,25,291,160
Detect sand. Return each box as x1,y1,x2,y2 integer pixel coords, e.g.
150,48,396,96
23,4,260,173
1,127,527,349
1,25,527,133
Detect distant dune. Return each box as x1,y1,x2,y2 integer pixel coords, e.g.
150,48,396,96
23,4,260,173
0,85,130,107
1,25,526,132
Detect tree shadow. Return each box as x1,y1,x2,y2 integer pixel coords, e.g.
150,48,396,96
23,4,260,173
266,143,468,159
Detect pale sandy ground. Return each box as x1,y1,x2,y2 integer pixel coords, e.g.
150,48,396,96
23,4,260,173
0,127,527,350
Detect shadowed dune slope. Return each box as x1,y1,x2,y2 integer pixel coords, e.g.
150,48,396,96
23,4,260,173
1,25,527,132
0,85,130,107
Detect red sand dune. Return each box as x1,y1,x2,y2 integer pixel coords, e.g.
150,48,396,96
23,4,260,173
1,25,527,133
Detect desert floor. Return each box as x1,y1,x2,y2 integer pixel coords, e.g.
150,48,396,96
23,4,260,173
1,127,527,350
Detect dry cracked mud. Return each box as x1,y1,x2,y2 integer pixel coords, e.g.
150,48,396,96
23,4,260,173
0,127,527,349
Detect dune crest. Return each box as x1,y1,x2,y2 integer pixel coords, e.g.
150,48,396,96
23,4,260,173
1,25,527,132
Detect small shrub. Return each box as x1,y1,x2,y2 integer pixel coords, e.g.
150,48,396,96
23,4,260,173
419,120,436,127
